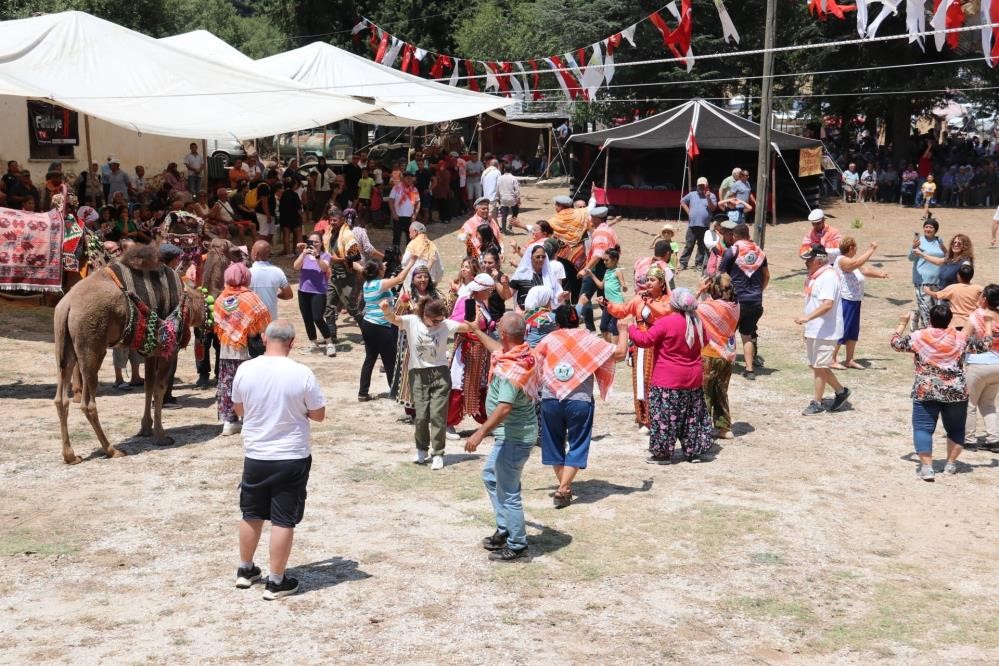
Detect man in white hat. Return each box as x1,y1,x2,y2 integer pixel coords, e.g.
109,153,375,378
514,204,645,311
800,209,842,263
794,243,850,415
679,176,718,271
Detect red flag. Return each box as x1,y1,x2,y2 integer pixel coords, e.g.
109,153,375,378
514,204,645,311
374,32,389,63
808,0,857,21
649,10,671,44
988,0,999,67
577,48,587,74
666,0,694,65
400,44,413,73
409,53,422,76
548,55,584,100
528,59,543,100
369,29,378,48
429,55,450,79
686,124,700,159
933,0,965,49
607,33,622,55
465,59,480,91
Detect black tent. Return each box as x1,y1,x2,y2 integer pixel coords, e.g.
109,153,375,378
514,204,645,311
568,99,823,215
570,98,821,151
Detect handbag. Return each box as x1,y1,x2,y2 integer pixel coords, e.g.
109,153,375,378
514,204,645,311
247,334,265,358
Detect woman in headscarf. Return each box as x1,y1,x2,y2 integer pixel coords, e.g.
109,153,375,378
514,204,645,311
214,263,272,435
392,265,442,419
510,242,563,311
446,273,495,438
892,305,994,481
402,220,443,290
697,274,741,440
524,285,559,348
629,287,714,464
535,304,630,507
598,265,673,434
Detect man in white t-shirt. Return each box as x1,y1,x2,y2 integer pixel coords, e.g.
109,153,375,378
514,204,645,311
465,156,484,202
381,299,473,470
231,320,326,601
183,142,204,194
795,244,850,416
480,159,501,218
249,241,292,320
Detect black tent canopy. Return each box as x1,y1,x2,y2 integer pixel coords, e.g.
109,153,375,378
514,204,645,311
570,99,821,152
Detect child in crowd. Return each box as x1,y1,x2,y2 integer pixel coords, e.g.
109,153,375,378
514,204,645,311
588,248,628,342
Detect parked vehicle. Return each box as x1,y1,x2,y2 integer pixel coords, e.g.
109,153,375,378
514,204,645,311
206,139,247,166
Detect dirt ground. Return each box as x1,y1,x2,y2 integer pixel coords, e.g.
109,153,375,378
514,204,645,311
2,181,999,664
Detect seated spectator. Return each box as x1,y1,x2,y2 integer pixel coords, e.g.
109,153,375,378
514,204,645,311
900,163,919,206
859,162,878,202
841,163,860,203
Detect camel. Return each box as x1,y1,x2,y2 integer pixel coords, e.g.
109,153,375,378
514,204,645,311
53,244,205,464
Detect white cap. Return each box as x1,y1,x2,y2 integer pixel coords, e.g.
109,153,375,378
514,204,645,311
468,273,496,293
807,208,825,222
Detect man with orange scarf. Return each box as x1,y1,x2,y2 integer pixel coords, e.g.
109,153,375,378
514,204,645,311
719,222,769,379
464,312,538,562
799,209,842,262
548,195,590,300
214,263,272,435
458,197,504,258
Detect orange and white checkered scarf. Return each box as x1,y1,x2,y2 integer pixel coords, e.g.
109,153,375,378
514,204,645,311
909,327,966,370
967,308,999,353
535,328,617,400
213,286,272,348
489,342,539,399
698,299,740,362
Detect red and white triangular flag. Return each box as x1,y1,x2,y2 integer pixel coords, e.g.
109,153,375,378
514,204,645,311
686,124,700,159
621,23,638,47
580,43,604,99
931,0,964,50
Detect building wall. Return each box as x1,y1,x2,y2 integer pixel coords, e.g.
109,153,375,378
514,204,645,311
0,95,196,179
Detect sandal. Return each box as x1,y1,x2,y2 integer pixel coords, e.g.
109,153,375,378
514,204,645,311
553,490,572,509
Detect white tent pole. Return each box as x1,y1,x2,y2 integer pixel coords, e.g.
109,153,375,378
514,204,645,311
603,147,609,191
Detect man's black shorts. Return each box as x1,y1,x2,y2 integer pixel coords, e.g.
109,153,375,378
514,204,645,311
239,456,312,528
737,300,764,337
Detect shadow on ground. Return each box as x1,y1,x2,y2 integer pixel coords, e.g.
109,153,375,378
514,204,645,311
288,556,372,595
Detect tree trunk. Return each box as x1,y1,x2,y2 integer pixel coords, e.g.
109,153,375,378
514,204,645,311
891,98,913,165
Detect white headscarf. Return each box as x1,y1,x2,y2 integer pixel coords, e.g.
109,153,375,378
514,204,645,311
468,272,495,293
512,241,562,305
669,287,704,349
524,285,553,312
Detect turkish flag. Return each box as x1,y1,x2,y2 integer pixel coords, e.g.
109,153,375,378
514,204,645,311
686,125,700,159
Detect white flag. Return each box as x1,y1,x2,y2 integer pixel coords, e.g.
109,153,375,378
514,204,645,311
514,61,530,99
483,62,500,92
414,48,427,61
866,0,902,38
856,0,870,38
603,39,616,84
580,43,604,100
382,37,404,68
930,0,954,51
984,0,996,67
351,19,368,35
906,0,926,51
448,60,460,86
713,0,740,44
621,23,638,47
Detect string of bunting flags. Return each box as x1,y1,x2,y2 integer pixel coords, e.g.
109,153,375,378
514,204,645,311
350,1,740,101
347,0,998,104
810,0,998,66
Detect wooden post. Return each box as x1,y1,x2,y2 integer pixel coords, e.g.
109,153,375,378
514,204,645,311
295,131,301,164
477,114,483,160
770,154,777,225
322,128,327,159
754,0,777,247
83,114,93,167
544,127,553,179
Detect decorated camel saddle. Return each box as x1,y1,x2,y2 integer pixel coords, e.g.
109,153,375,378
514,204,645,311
104,254,190,358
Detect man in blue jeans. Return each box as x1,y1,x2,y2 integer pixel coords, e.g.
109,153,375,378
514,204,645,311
464,313,538,562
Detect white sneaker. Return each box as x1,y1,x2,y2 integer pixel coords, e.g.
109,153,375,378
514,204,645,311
325,342,337,357
414,450,429,464
445,427,460,440
638,425,650,435
431,455,444,470
221,421,242,436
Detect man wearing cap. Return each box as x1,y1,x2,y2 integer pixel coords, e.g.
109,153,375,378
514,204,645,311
679,177,718,271
795,244,850,415
719,223,769,379
106,158,132,203
634,240,675,291
322,207,364,346
548,195,591,300
459,197,504,256
388,171,420,248
576,206,620,332
799,209,842,262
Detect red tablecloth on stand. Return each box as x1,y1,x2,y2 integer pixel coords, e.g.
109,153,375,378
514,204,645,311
592,186,682,209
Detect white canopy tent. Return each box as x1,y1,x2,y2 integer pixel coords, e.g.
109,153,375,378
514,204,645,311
159,30,257,69
0,11,381,139
256,41,510,127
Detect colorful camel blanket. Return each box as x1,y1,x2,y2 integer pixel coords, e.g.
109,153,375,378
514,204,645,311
0,207,64,292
